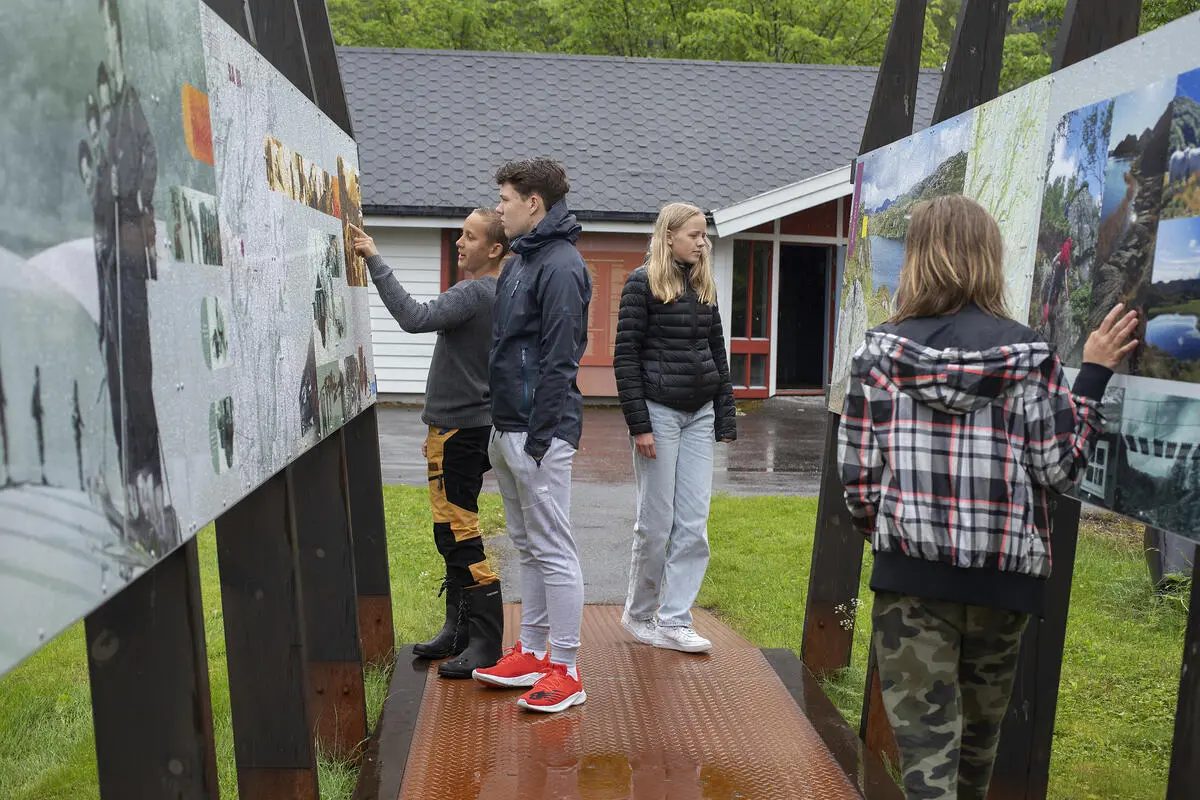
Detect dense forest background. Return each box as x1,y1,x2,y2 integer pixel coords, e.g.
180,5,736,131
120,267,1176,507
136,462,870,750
329,0,1200,93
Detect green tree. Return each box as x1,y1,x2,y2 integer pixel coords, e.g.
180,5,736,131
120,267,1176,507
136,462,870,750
328,0,1200,83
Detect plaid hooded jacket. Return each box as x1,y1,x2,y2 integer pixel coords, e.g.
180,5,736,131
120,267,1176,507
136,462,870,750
838,322,1108,584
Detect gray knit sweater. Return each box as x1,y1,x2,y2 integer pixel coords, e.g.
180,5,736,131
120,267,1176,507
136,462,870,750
367,254,496,429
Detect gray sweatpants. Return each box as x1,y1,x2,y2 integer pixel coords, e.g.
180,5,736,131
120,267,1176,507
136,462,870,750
488,430,583,667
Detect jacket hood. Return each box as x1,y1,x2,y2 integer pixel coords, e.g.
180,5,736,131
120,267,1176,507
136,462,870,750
511,200,582,254
850,330,1056,415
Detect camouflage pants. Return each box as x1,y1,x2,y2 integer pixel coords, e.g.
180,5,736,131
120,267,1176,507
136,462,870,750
872,591,1029,800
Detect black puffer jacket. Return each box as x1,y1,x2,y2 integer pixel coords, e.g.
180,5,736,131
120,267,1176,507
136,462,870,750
614,265,737,440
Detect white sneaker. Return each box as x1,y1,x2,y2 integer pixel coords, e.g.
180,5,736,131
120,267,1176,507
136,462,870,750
653,625,712,653
621,611,658,645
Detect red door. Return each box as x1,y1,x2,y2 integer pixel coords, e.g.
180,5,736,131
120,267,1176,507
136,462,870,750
729,240,772,399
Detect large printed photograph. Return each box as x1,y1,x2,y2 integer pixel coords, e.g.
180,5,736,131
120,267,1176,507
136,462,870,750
829,113,974,410
0,0,375,677
829,58,1200,540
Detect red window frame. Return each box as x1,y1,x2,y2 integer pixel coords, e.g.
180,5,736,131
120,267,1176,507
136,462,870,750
729,240,772,399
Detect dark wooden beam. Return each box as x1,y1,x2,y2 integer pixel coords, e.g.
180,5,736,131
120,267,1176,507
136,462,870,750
343,407,395,665
216,472,319,800
85,539,219,800
859,641,900,774
1052,0,1144,71
352,647,430,800
1168,543,1200,799
294,0,355,137
860,0,930,155
987,496,1082,800
289,433,368,763
932,0,1010,124
801,411,865,677
245,0,315,101
201,0,253,42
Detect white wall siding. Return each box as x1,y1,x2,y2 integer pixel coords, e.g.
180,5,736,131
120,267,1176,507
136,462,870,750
713,238,735,363
366,226,442,396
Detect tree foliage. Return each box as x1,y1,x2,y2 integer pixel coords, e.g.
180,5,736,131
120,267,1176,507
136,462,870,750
330,0,1200,91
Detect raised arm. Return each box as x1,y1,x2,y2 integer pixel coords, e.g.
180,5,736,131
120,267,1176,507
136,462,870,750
365,254,481,334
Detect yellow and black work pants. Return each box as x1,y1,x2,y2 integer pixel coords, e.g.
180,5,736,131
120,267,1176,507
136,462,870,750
426,425,498,589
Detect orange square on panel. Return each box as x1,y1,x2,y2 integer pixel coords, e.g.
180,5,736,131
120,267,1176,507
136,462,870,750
182,84,214,165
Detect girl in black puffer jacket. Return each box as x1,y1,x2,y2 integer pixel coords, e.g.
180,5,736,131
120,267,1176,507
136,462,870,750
613,202,736,654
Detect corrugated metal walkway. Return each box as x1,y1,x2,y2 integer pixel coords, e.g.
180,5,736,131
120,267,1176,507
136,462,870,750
396,604,864,799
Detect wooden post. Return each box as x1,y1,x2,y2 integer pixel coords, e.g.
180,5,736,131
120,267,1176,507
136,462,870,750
216,472,319,800
84,539,219,800
986,496,1082,800
801,413,867,676
859,642,900,772
293,0,355,137
289,433,369,763
803,0,929,678
932,0,1010,124
859,0,929,155
201,0,253,41
244,0,316,100
1167,543,1200,800
343,406,395,665
1053,0,1144,71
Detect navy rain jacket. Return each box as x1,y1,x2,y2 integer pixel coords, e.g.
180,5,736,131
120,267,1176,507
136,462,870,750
489,200,593,461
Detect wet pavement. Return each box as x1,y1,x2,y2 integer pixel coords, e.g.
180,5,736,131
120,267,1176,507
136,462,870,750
376,396,829,603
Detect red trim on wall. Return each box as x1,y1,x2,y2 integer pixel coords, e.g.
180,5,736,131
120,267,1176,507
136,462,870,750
827,248,837,379
440,228,455,291
779,201,838,237
730,239,773,398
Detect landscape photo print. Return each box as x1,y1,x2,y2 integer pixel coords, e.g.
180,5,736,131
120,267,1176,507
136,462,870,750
829,14,1200,539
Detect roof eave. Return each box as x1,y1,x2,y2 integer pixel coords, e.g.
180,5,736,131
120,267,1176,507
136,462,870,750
711,165,854,237
363,204,661,224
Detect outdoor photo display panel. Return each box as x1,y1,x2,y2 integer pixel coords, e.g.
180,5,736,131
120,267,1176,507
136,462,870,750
830,12,1200,539
0,0,375,677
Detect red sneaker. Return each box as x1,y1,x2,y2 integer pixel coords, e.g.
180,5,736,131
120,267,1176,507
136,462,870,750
517,664,586,713
472,642,549,688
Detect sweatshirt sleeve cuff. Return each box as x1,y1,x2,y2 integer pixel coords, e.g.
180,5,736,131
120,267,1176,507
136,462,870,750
1073,362,1113,403
366,254,392,282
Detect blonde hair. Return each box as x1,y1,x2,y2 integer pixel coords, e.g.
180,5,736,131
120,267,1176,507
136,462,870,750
647,203,716,304
891,194,1007,323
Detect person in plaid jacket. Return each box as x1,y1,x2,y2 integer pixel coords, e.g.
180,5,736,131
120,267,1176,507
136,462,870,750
838,195,1137,800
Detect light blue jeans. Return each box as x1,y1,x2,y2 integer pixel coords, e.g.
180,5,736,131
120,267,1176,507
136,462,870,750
625,400,715,628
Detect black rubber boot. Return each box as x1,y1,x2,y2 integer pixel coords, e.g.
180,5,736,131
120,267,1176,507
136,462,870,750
413,580,468,660
437,583,504,679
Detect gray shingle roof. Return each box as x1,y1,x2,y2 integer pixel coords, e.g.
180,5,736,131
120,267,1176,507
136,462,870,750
337,48,943,219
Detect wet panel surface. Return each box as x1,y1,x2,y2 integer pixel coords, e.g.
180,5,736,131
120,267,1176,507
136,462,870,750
398,605,862,800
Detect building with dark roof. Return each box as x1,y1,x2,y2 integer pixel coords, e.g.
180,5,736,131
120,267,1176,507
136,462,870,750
339,47,941,398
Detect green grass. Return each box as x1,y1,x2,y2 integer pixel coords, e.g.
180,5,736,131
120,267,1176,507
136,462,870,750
699,495,1187,800
0,489,1187,799
0,485,502,800
1153,297,1200,316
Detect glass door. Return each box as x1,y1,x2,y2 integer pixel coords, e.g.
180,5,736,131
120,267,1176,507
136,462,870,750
729,240,772,398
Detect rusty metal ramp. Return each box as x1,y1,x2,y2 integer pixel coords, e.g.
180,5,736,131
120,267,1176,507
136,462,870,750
395,604,865,799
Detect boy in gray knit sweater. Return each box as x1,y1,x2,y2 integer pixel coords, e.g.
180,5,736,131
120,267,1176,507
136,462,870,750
349,211,507,678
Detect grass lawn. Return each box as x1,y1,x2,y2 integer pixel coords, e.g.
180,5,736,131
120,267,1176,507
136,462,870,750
700,496,1188,800
0,486,503,800
0,488,1187,799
